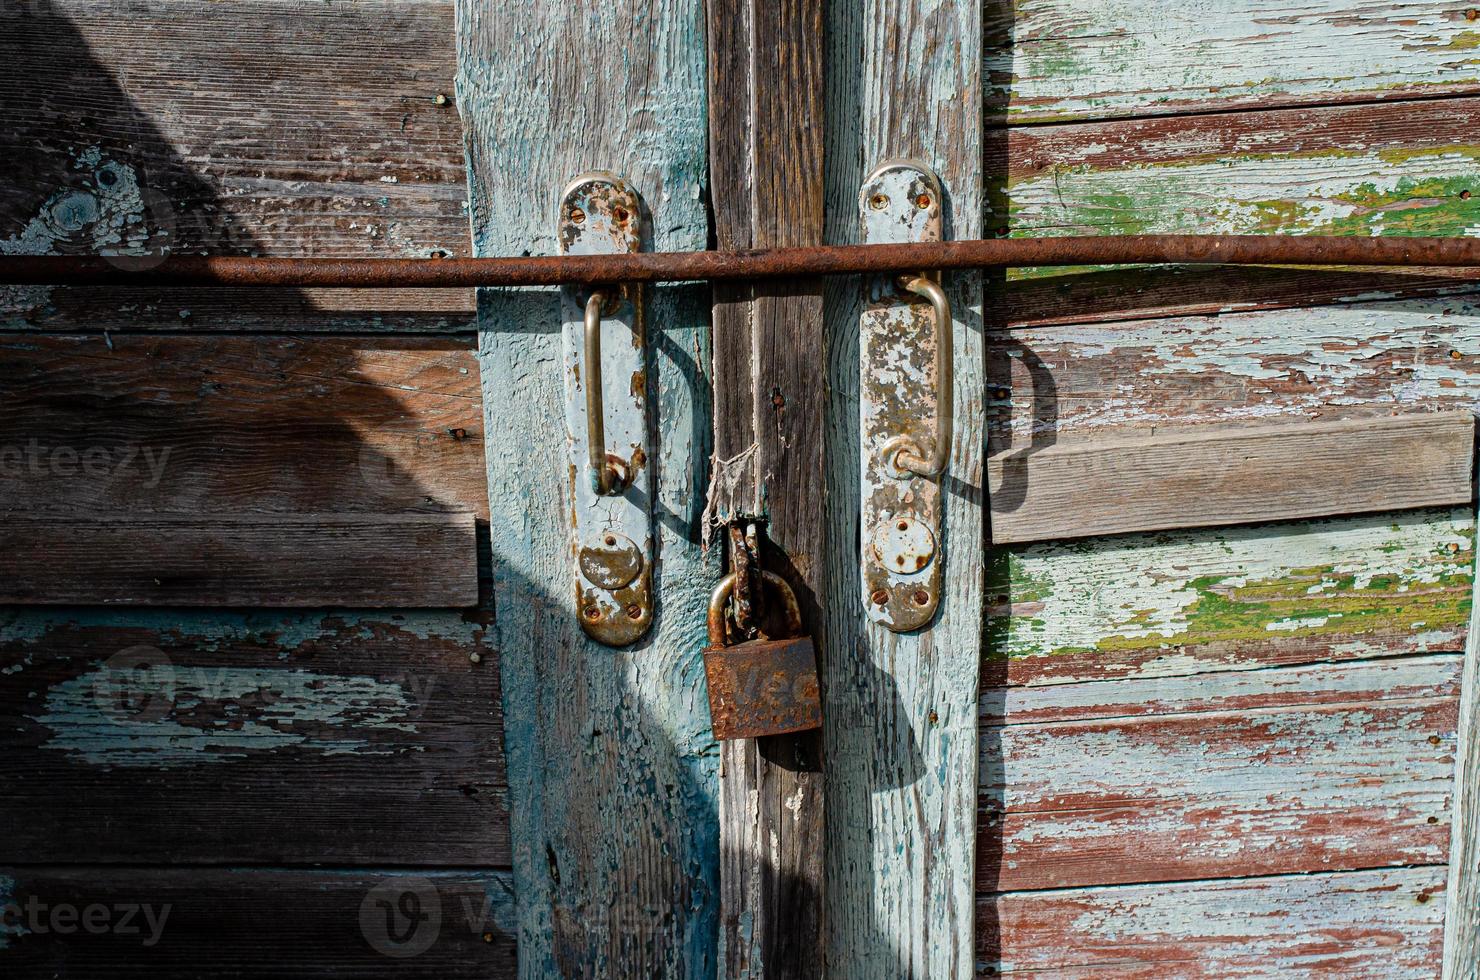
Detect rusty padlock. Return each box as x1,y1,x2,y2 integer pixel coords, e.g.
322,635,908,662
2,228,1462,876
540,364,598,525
703,570,823,740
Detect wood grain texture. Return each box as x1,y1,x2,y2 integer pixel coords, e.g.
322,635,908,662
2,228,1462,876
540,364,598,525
823,1,984,976
1444,497,1480,978
0,333,486,517
992,96,1480,323
457,2,718,976
0,607,506,865
0,867,516,978
987,507,1474,686
0,0,472,334
991,412,1475,543
980,866,1447,977
988,296,1480,455
0,512,477,606
705,1,828,976
990,0,1480,123
980,655,1458,892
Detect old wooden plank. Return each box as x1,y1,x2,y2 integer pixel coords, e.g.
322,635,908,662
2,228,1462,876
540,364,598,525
978,655,1459,892
823,1,984,976
1443,496,1480,978
991,412,1475,544
991,0,1480,123
705,0,827,976
0,0,473,333
0,513,477,606
1004,99,1480,242
457,2,717,977
988,297,1480,454
984,652,1464,727
987,507,1474,686
0,333,486,518
0,608,507,864
980,866,1446,977
0,867,516,978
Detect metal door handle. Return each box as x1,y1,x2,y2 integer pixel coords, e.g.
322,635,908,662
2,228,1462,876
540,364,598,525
888,274,952,479
582,288,625,495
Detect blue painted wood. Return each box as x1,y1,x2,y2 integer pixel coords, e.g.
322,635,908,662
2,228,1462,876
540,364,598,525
455,3,719,976
822,1,985,976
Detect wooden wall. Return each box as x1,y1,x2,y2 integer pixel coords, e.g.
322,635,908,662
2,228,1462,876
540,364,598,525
979,1,1480,974
0,1,510,974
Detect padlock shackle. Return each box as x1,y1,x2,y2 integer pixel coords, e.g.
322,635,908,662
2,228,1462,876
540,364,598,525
707,570,804,647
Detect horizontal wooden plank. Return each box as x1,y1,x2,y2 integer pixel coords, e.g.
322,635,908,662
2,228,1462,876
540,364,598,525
0,513,478,606
990,412,1475,543
0,868,515,978
979,866,1446,977
983,652,1463,727
0,0,472,332
992,1,1480,123
986,507,1474,686
0,608,508,864
989,294,1480,453
978,656,1459,891
0,333,487,518
987,96,1480,328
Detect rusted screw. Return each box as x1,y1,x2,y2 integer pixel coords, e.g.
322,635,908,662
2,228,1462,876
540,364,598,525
897,519,910,531
992,387,1011,400
870,588,889,605
912,590,930,606
1449,542,1462,553
582,605,601,621
613,206,630,224
1467,7,1479,20
1430,734,1443,746
604,534,617,547
625,604,643,620
869,193,890,211
896,556,906,567
434,93,450,106
915,193,931,209
1451,350,1464,359
570,207,586,224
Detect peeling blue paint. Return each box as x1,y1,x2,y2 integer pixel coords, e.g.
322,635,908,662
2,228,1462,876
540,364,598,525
36,665,421,769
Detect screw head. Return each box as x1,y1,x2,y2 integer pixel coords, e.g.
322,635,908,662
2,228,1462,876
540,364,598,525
915,193,931,209
469,651,482,664
912,590,931,606
612,205,630,224
625,604,643,620
570,207,586,224
582,605,601,621
870,588,889,605
869,193,889,211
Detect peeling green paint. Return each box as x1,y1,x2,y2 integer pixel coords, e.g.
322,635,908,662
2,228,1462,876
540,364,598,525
988,509,1474,666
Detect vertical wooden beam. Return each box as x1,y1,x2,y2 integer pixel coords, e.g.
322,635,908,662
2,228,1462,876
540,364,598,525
1443,495,1480,979
823,2,985,977
456,4,718,977
705,1,828,976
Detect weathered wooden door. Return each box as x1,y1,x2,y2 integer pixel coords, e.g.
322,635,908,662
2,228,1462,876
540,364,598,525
9,1,1476,978
459,1,1480,978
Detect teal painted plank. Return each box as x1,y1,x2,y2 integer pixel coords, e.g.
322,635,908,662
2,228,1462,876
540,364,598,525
824,1,985,976
455,3,717,977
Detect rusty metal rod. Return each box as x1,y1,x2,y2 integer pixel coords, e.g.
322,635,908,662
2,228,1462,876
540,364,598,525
3,236,1480,288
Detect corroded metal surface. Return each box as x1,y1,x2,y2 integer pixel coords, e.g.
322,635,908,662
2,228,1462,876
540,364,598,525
559,173,652,646
7,235,1480,287
859,160,945,632
704,570,822,740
